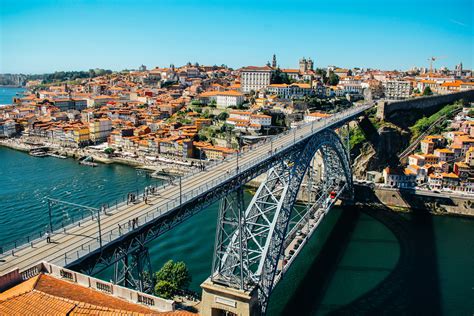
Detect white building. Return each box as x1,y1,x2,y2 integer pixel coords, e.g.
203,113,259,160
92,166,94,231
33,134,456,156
0,120,17,137
304,112,331,123
383,167,416,188
250,114,272,127
240,66,273,93
384,80,413,100
215,90,245,108
267,83,313,99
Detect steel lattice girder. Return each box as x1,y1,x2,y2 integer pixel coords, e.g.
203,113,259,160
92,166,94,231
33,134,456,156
211,129,353,314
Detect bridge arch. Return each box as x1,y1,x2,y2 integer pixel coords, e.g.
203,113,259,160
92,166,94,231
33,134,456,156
210,129,353,314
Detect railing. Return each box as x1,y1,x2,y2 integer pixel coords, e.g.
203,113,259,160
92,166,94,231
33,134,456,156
0,104,372,263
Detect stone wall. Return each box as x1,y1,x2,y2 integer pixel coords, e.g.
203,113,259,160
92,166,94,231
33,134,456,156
354,184,474,217
376,90,474,120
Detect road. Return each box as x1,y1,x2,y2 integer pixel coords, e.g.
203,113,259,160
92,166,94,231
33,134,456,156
0,104,372,275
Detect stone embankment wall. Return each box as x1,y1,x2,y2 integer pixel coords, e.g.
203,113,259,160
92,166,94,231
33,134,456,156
354,184,474,217
377,90,474,120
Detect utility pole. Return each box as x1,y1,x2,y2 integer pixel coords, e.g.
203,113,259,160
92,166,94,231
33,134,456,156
236,151,239,173
179,176,182,205
97,208,102,248
48,200,53,232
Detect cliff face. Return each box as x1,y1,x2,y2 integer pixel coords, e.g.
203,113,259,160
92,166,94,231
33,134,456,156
353,123,410,178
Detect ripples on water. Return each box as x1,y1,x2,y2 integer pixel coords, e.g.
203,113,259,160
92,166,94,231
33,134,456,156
0,147,157,245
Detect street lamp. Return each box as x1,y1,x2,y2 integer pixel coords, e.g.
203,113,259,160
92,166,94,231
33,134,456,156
46,198,103,248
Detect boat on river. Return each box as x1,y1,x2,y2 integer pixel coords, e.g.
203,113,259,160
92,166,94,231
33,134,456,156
29,149,48,157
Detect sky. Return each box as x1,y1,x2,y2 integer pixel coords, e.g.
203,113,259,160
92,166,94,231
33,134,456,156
0,0,473,74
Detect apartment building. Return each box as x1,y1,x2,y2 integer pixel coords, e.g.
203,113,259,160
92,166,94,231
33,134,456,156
267,83,313,99
215,90,245,108
384,80,413,100
240,66,273,93
89,118,112,143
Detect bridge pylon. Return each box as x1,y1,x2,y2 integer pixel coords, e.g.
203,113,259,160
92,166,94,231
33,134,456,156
114,244,155,294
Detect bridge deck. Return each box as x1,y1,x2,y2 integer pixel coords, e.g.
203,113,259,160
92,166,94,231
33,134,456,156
0,104,372,275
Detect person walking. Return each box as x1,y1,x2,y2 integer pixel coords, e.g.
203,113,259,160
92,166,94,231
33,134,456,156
46,231,51,243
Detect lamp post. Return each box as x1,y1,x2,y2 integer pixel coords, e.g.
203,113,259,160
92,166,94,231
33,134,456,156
179,175,182,205
46,198,103,249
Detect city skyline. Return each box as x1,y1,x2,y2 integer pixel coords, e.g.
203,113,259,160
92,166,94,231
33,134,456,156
1,0,473,74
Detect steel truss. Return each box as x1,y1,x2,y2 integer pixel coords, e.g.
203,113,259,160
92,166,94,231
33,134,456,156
211,129,353,314
113,242,154,293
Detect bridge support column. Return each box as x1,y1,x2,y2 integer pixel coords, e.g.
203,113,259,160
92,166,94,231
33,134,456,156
201,278,260,316
113,244,155,294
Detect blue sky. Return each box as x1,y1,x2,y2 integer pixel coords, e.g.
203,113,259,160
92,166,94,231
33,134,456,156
0,0,473,73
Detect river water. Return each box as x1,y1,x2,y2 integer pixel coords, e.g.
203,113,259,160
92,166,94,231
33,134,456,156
0,87,26,105
0,146,472,315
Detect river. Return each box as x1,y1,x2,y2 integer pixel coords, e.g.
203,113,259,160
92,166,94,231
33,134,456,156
0,146,472,315
0,86,26,105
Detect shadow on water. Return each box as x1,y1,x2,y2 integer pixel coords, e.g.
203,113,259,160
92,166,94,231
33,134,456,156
280,188,443,315
281,206,360,315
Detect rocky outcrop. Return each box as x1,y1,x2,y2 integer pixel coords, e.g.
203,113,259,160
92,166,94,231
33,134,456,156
353,123,410,178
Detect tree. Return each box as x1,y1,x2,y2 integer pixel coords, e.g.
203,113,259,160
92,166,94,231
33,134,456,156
154,280,177,300
271,68,290,84
327,71,339,86
217,112,229,121
423,86,433,96
209,99,217,108
315,68,327,80
104,147,115,156
154,260,192,299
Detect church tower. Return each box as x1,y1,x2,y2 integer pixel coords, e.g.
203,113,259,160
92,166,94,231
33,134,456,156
272,54,277,68
307,58,314,71
299,57,307,73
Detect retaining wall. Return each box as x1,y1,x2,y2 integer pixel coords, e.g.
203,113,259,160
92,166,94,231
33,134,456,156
354,184,474,217
376,90,474,120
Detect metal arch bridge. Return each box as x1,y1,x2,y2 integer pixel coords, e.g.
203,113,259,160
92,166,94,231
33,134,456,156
0,104,372,310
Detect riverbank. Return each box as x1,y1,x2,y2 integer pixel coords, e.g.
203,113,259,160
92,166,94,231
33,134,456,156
354,184,474,217
0,138,200,176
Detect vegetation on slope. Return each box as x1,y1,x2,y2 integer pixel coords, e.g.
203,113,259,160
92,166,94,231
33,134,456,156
409,101,463,141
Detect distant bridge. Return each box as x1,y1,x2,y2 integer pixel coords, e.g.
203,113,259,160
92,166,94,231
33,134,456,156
0,104,373,315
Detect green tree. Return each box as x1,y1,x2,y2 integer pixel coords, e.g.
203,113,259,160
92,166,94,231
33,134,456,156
154,260,192,299
104,147,115,155
209,99,217,108
154,280,177,300
271,68,290,84
327,71,339,86
422,86,433,96
217,112,229,121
